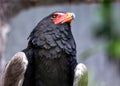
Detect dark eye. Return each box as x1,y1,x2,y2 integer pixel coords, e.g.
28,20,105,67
51,14,58,18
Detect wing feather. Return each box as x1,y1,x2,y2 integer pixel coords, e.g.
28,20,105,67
2,52,28,86
73,63,88,86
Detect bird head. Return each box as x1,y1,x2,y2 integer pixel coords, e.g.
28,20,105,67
50,11,75,24
39,11,75,27
28,11,76,54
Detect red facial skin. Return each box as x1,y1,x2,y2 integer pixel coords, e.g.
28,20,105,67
51,12,74,24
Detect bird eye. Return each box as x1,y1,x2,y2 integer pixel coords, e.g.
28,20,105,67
51,14,58,18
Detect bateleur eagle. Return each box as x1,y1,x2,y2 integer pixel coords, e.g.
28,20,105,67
2,11,88,86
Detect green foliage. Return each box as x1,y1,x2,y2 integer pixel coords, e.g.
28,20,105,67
79,48,95,59
108,39,120,59
94,0,120,60
94,0,113,39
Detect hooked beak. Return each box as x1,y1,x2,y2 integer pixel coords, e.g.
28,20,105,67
61,12,75,24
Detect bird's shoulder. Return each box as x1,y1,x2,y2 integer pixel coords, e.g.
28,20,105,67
2,52,28,86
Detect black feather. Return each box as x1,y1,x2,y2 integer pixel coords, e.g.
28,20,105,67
22,11,77,86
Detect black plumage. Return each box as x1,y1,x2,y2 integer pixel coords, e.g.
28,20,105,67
22,11,77,86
